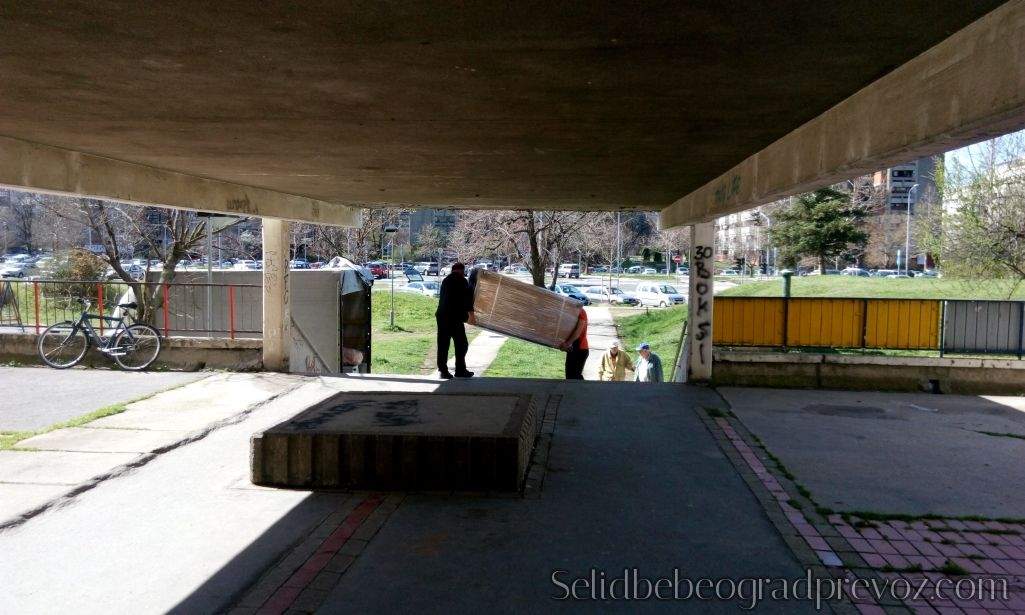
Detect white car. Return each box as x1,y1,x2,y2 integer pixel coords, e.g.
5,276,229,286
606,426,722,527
558,263,581,278
0,263,26,278
403,281,440,298
582,286,639,306
633,282,686,307
641,267,658,275
233,260,262,271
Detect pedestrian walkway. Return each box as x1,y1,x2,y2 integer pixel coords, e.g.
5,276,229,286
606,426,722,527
444,328,508,375
0,375,812,613
0,366,204,432
582,305,619,380
0,371,296,528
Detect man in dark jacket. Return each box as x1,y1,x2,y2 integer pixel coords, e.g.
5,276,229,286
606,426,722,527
436,262,475,379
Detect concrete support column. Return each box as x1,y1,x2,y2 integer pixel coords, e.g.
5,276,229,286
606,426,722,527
686,222,715,383
262,218,291,371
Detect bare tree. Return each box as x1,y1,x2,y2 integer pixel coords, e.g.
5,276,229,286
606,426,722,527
917,133,1025,294
451,210,603,287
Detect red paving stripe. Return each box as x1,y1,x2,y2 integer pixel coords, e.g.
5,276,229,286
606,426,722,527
256,494,385,615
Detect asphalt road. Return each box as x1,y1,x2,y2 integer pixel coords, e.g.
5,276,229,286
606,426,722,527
0,366,206,432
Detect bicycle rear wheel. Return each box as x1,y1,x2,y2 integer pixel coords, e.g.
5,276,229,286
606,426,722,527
111,324,162,371
38,321,89,368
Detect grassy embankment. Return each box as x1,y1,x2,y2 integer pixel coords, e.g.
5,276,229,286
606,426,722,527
485,338,566,379
719,276,1025,300
371,292,481,374
613,306,688,376
486,305,690,380
370,292,438,374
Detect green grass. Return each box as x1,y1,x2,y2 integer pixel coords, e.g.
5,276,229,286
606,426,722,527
371,292,438,374
719,276,1025,300
613,305,688,375
0,401,129,451
484,337,566,379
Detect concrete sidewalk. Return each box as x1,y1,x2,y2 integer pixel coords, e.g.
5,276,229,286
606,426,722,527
0,366,205,431
444,328,508,375
0,372,297,527
720,387,1025,518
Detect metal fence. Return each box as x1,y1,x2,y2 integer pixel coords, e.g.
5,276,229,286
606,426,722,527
713,296,1020,355
942,300,1025,357
0,279,261,339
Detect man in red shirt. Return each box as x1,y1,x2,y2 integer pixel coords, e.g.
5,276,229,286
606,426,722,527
560,309,589,379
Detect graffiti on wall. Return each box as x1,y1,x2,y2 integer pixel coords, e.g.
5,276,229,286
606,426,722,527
690,243,714,371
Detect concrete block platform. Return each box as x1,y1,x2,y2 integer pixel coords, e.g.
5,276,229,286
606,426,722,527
251,392,541,491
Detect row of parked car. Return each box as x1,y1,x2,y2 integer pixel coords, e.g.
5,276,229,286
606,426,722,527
553,282,686,308
826,267,939,278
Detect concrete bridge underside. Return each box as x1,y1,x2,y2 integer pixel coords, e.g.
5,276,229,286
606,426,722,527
1,1,1023,371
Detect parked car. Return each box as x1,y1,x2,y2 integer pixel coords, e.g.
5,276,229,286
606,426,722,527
719,268,741,276
290,259,309,269
917,269,939,278
841,267,870,277
633,282,686,307
233,259,262,271
626,265,643,274
582,286,639,306
0,263,26,278
551,284,590,305
558,263,581,279
886,273,912,278
873,269,898,277
365,261,389,279
641,267,657,275
403,281,441,298
589,265,609,274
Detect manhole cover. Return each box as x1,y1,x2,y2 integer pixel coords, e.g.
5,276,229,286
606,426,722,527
804,404,890,418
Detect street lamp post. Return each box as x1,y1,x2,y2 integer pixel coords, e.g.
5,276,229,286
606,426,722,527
384,225,398,327
904,183,919,275
756,210,772,275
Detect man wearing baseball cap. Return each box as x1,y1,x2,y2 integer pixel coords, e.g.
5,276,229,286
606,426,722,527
633,342,664,383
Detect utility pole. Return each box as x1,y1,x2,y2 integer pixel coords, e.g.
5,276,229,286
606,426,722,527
904,183,919,276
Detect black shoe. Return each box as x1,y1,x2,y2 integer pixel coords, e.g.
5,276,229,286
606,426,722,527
454,370,474,378
439,371,454,380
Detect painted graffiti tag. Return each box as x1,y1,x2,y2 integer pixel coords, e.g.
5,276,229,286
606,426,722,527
691,243,714,367
714,175,741,206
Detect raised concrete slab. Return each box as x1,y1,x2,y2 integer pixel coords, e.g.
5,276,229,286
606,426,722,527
721,387,1025,518
251,392,540,491
15,427,191,454
0,450,141,485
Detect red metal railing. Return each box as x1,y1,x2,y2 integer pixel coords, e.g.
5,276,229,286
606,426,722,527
0,279,261,339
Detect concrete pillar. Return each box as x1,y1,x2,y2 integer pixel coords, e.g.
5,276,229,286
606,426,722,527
262,218,291,371
686,222,714,382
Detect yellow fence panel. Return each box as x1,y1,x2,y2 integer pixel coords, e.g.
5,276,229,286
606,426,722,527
713,297,784,346
786,298,864,348
864,299,940,349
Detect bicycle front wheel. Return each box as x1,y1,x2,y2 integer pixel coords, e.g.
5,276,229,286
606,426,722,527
38,321,89,369
111,324,162,371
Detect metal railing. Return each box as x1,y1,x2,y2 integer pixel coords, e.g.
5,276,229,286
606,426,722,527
0,279,261,339
715,296,1025,357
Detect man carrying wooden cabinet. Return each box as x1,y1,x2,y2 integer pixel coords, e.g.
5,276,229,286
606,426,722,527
436,262,476,379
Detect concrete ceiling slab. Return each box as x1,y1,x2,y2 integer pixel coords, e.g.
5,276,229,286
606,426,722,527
0,1,1007,212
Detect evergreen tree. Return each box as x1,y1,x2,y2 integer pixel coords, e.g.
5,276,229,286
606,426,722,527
768,188,868,272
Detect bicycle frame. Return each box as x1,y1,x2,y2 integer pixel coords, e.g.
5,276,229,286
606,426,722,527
71,309,132,351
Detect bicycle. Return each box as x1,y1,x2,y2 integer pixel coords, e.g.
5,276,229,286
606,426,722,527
37,298,162,370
